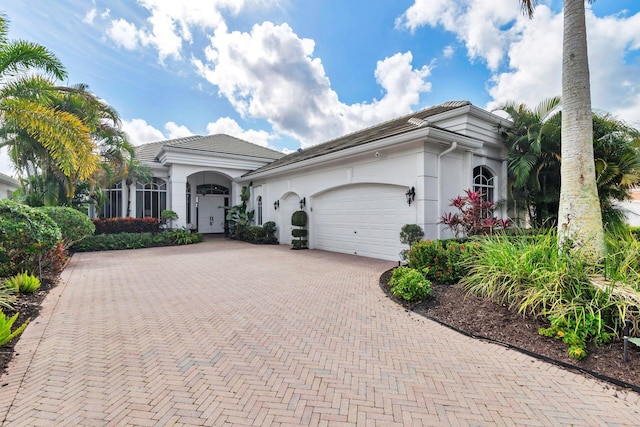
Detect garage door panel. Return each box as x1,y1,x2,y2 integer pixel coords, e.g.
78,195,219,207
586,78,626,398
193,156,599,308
312,184,414,261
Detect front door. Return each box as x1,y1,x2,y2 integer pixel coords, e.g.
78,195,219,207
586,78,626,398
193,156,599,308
198,195,228,233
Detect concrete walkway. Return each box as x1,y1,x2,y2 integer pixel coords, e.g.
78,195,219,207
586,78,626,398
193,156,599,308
0,239,638,426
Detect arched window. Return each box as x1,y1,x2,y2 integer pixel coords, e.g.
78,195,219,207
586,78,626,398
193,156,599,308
473,166,495,218
473,166,494,203
136,178,167,218
102,182,122,218
257,196,263,225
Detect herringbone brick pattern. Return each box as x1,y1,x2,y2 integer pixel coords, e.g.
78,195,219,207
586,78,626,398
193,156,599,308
1,239,638,426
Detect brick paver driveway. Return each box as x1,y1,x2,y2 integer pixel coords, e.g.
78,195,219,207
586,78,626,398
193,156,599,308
1,239,639,426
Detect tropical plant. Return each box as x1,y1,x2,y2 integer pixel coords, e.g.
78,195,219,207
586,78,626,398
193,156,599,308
168,228,202,245
519,0,605,260
225,184,254,238
5,272,40,293
262,221,277,244
0,282,16,310
499,99,640,231
440,189,509,238
0,310,29,346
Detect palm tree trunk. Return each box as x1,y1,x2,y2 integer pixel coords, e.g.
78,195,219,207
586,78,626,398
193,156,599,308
557,0,605,260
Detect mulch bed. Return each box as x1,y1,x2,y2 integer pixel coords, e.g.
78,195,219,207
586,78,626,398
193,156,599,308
380,269,640,393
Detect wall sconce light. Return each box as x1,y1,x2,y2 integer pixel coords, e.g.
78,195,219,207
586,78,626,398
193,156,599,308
274,200,280,210
406,187,415,206
195,196,199,208
299,197,306,209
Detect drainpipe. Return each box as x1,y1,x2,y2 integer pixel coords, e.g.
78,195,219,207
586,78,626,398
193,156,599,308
437,141,457,239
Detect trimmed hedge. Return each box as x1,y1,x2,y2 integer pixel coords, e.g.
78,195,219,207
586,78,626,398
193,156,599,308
93,217,161,234
38,206,95,249
0,200,61,277
72,232,174,252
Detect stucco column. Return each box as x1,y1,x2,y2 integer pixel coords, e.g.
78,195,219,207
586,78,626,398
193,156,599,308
169,169,188,229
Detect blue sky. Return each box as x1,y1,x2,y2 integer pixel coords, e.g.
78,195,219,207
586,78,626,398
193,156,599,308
1,0,639,177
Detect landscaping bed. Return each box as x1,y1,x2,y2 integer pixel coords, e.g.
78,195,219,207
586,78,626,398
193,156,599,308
380,269,640,392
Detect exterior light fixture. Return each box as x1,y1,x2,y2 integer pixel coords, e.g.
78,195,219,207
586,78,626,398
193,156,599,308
274,200,280,210
299,197,306,209
406,187,415,206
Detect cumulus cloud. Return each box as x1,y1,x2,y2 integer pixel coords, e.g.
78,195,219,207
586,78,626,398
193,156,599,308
206,117,278,148
396,0,521,71
101,0,273,63
398,1,640,125
194,22,432,145
123,119,166,144
165,122,194,139
106,18,141,50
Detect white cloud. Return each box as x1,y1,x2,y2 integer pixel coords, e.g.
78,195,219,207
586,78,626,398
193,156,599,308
396,0,521,71
206,117,278,148
193,22,432,145
102,0,275,63
123,119,165,144
83,8,98,25
164,121,195,139
443,45,455,58
398,1,640,126
106,18,141,50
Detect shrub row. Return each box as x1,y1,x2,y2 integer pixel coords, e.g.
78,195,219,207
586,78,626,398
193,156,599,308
93,217,161,235
72,229,203,252
237,221,278,244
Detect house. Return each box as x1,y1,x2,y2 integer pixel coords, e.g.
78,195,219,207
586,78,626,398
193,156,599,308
107,101,509,261
0,172,18,200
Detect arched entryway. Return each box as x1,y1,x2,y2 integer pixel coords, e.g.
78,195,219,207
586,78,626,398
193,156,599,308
278,192,301,245
188,172,232,234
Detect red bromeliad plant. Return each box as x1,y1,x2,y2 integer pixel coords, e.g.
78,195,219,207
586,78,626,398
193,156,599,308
440,189,509,238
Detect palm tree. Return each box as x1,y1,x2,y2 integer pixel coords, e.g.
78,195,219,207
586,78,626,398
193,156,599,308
498,97,562,227
0,14,99,198
520,0,605,260
500,98,640,230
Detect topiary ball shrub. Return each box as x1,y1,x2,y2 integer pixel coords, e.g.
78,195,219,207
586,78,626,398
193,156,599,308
38,206,95,250
400,224,424,247
291,210,307,227
0,200,61,277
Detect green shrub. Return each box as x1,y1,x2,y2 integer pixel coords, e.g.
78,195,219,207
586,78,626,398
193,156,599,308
169,229,203,245
5,272,41,294
72,230,205,252
263,221,277,243
291,210,307,227
0,199,61,277
389,266,431,302
408,239,475,285
292,229,308,238
38,206,95,250
0,310,29,346
292,240,308,249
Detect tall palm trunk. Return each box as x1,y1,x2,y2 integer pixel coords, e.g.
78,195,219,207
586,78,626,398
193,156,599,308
557,0,605,260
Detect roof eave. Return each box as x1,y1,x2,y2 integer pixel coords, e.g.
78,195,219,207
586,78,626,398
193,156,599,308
240,127,482,181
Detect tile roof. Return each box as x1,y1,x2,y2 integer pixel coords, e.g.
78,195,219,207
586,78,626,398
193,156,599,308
244,101,472,176
135,134,285,163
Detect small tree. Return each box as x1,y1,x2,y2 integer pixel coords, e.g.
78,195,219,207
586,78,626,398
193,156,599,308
160,209,178,230
291,210,308,249
399,224,424,261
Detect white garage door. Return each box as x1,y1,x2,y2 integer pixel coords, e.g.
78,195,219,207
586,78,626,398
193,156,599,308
312,184,415,261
